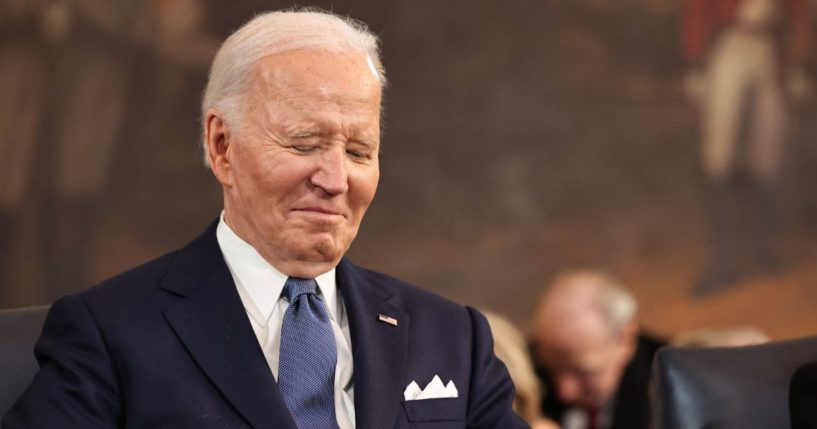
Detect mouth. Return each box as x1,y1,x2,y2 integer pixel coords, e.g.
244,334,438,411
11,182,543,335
292,207,345,218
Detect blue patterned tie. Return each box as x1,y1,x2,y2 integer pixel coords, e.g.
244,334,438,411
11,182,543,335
278,277,339,429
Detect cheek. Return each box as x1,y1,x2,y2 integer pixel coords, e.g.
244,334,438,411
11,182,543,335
231,145,268,186
350,167,379,208
242,155,309,197
595,364,624,395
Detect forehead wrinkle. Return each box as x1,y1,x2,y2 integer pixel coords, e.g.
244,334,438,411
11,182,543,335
255,73,379,119
250,62,320,112
251,51,381,97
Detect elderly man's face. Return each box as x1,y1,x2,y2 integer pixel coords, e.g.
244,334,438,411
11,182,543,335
535,323,636,409
209,50,381,277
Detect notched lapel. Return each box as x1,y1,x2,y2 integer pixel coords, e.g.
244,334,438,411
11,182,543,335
338,260,410,429
161,225,296,429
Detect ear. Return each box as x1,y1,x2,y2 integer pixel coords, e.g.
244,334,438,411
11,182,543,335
205,109,233,187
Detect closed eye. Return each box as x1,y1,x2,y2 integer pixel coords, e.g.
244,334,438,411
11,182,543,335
292,145,318,153
347,138,377,161
346,149,371,160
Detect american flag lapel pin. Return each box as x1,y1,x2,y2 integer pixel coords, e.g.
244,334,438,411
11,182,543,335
378,314,398,326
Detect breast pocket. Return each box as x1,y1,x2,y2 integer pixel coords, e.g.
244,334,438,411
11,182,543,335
401,398,465,423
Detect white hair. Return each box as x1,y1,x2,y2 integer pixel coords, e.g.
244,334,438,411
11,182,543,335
593,273,638,335
536,269,638,338
200,8,386,167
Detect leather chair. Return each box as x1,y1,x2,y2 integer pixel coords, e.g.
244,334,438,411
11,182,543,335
0,305,49,416
651,335,817,429
789,361,817,429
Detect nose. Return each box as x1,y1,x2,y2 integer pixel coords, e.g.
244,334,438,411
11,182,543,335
310,147,349,195
556,374,582,403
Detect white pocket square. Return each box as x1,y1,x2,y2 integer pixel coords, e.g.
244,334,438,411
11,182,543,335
403,375,458,400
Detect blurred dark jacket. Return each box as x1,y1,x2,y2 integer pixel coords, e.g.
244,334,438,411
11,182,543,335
533,334,665,429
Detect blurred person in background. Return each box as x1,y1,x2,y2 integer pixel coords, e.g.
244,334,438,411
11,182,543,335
484,310,561,429
528,270,664,429
682,0,814,295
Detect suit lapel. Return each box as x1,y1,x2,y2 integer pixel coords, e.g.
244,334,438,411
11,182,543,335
160,222,296,429
338,259,409,429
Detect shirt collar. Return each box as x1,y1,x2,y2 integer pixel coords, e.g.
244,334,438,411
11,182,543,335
215,213,339,326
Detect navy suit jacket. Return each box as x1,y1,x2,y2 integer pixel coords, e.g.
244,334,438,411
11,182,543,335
3,222,527,429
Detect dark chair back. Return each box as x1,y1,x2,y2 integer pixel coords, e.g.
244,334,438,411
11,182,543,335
0,306,49,415
790,361,817,429
651,335,817,429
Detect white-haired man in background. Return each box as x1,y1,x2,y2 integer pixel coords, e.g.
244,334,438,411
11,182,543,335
528,270,664,429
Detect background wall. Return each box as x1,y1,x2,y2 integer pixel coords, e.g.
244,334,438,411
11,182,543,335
2,0,816,341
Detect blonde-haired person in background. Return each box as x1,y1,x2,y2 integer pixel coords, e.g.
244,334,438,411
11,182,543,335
484,311,561,429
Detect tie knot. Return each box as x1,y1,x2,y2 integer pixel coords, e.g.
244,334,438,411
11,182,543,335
283,277,318,302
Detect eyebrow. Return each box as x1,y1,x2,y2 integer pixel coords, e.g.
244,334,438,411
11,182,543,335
285,126,326,139
349,135,382,153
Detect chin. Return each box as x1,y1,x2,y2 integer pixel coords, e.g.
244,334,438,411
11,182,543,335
279,227,355,265
300,237,346,263
313,228,356,252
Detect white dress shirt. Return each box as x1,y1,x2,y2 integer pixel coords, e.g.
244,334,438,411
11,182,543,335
563,401,612,429
216,215,356,429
